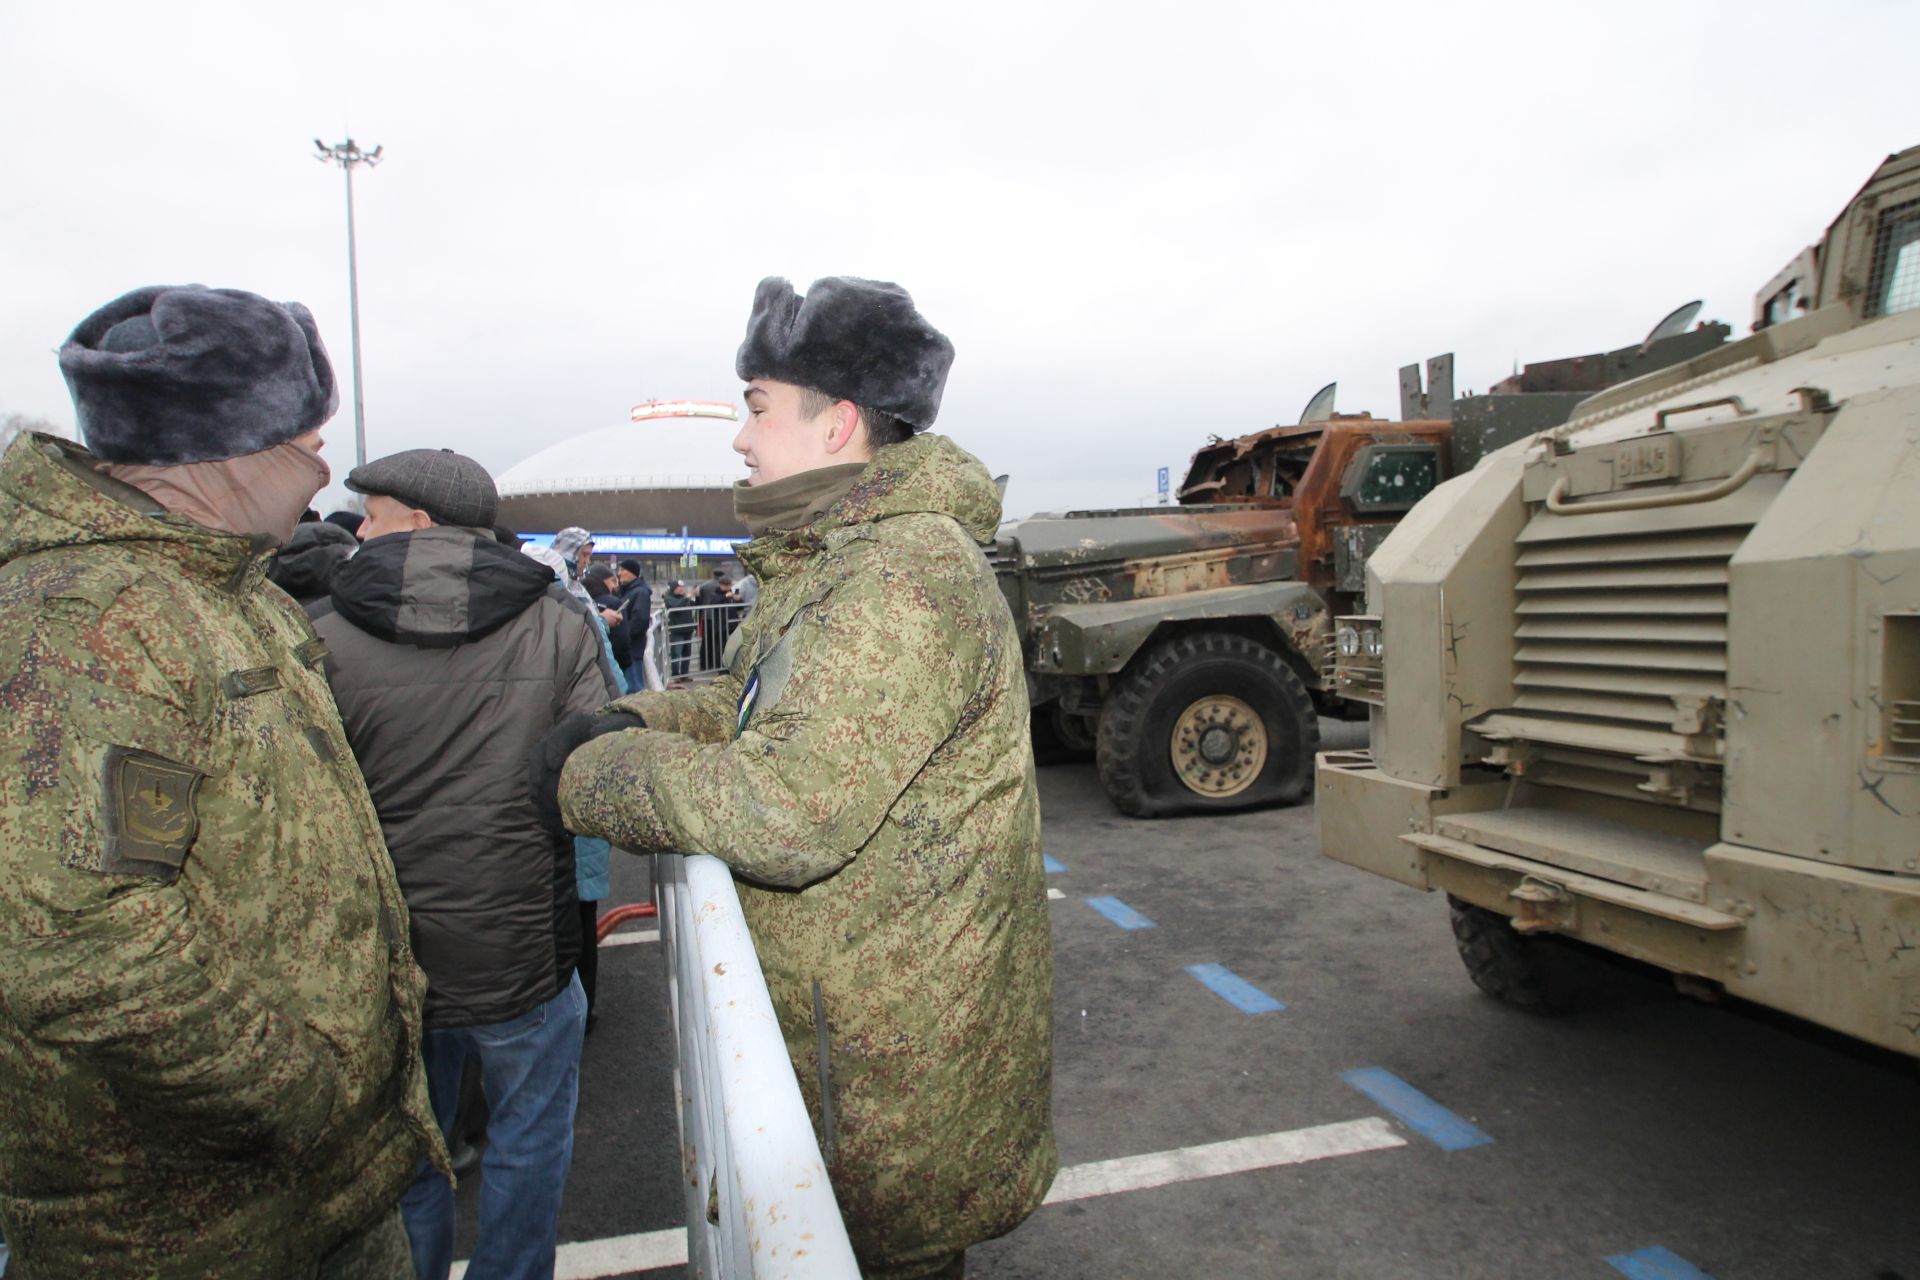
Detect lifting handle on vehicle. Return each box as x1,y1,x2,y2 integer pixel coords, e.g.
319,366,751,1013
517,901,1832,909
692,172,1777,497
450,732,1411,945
1652,395,1754,432
1544,442,1769,516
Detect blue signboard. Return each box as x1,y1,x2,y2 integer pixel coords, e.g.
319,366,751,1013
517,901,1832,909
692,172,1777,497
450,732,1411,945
522,532,747,556
1156,466,1170,504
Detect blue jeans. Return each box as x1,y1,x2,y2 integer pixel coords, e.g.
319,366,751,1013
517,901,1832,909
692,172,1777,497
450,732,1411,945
401,974,587,1280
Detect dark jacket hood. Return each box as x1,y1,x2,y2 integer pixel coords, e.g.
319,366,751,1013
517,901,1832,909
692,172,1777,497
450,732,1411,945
268,520,359,603
327,526,557,646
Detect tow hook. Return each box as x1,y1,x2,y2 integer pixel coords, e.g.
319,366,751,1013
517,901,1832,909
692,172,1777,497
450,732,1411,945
1508,877,1574,935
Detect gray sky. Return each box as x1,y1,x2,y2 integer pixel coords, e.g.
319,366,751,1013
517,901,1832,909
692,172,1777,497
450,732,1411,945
5,1,1917,522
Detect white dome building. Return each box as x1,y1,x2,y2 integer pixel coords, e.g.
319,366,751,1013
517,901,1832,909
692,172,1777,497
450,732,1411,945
495,400,750,580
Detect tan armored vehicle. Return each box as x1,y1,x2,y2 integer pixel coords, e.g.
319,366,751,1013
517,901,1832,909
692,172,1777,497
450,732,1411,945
1317,146,1920,1059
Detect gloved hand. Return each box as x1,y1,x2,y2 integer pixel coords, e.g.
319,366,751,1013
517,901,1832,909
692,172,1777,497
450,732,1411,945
529,711,646,836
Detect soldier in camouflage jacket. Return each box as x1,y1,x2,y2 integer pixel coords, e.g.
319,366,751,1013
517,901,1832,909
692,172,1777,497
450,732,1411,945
0,288,443,1278
550,277,1056,1278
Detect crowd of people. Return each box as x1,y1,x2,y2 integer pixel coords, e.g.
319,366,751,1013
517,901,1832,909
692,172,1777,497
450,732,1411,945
0,275,1054,1280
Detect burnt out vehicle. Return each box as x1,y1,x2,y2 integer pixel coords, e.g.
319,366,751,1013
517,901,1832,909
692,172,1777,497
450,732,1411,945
998,324,1731,819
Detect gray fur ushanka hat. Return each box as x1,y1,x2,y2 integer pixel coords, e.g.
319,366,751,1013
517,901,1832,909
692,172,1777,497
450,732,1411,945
735,276,955,430
59,284,338,465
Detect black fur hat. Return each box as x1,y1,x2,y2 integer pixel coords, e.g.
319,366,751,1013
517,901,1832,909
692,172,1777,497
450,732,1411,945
59,285,338,465
735,276,955,430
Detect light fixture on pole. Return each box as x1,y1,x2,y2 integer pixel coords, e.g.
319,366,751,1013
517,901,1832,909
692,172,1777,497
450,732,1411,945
312,136,383,470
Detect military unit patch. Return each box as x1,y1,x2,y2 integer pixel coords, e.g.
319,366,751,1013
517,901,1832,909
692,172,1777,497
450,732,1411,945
99,745,204,881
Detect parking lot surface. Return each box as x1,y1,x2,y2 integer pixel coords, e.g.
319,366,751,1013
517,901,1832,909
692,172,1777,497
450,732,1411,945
455,727,1920,1279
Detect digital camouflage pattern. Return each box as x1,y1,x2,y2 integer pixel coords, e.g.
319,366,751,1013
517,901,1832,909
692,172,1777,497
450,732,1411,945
0,433,445,1278
560,433,1056,1275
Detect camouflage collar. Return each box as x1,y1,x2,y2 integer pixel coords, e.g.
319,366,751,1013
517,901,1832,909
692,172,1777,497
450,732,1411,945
738,434,1002,583
0,432,275,593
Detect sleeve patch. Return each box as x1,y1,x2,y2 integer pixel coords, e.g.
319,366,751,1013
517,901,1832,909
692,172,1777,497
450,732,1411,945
294,638,329,668
101,746,205,882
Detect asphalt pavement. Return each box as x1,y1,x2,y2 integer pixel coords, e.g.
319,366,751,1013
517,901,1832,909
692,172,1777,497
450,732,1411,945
452,721,1920,1279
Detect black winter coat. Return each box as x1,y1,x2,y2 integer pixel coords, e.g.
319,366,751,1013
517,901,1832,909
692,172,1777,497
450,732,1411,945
309,528,621,1027
618,575,652,651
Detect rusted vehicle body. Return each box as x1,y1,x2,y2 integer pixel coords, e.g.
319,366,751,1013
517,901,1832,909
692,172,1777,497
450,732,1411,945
1317,145,1920,1058
996,405,1456,817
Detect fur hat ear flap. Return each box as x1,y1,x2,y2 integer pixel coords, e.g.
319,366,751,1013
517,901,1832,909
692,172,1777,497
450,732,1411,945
59,284,339,465
735,276,955,431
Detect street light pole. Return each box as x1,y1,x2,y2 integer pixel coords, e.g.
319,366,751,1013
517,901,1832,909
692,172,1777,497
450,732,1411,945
313,137,383,470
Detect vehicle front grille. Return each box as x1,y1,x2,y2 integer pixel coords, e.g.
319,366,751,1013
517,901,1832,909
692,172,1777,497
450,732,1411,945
1512,523,1748,732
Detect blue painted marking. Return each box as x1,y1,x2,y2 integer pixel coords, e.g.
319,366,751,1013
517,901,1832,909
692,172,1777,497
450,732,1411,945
1043,855,1067,874
1082,896,1155,930
1606,1246,1716,1280
1341,1067,1493,1151
1185,963,1285,1014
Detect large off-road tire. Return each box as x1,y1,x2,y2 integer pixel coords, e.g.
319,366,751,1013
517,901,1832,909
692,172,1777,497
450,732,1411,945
1447,895,1562,1012
1095,632,1317,818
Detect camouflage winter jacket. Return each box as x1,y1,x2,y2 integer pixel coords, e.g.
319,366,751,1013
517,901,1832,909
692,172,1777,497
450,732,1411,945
560,433,1057,1273
0,434,444,1278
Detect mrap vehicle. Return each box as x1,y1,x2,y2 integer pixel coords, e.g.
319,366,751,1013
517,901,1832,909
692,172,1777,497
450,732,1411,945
1317,146,1920,1059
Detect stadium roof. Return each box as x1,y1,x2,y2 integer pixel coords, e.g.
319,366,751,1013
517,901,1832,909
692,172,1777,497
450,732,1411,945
497,402,746,498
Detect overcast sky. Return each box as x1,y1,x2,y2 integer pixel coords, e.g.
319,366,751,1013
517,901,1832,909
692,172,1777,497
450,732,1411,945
4,1,1917,523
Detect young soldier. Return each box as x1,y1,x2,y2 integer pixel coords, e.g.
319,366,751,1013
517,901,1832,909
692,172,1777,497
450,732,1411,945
533,276,1056,1278
0,285,443,1277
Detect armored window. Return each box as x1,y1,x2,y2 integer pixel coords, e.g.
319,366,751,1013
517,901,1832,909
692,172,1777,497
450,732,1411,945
1866,198,1920,318
1339,444,1443,516
1759,278,1808,329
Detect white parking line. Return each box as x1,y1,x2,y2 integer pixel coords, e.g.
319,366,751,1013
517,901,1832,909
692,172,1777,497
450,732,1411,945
462,1116,1407,1277
1043,1116,1404,1203
600,929,660,947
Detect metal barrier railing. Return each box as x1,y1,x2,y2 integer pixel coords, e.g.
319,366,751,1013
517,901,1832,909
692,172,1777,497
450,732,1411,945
655,852,859,1278
659,602,749,683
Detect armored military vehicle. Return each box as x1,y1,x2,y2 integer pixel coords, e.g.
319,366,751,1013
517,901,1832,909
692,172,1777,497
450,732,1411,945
1317,146,1920,1059
996,324,1728,818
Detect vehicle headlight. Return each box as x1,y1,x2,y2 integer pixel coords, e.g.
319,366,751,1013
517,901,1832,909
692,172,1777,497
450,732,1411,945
1331,614,1385,705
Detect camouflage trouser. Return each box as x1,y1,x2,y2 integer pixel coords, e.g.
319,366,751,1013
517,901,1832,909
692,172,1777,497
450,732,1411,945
303,1208,412,1280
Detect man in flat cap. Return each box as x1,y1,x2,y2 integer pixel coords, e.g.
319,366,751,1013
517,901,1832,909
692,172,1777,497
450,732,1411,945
309,449,619,1280
534,277,1056,1277
0,285,444,1276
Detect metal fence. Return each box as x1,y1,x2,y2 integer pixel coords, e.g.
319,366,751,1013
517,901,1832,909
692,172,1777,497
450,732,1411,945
655,852,859,1278
658,602,749,684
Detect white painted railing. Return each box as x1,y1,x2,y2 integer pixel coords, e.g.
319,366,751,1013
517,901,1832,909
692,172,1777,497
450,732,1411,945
655,852,859,1279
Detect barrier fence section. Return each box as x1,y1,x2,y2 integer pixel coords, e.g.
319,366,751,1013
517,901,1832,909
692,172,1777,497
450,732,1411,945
655,852,859,1279
658,602,748,684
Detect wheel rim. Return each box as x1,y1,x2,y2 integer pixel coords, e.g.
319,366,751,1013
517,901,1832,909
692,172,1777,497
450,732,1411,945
1169,694,1267,798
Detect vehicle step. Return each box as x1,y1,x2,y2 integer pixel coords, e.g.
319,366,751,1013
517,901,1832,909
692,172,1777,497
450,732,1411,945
1402,832,1743,931
1433,807,1712,904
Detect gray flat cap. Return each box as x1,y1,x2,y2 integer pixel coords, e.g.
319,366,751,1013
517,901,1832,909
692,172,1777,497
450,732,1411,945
347,448,498,528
